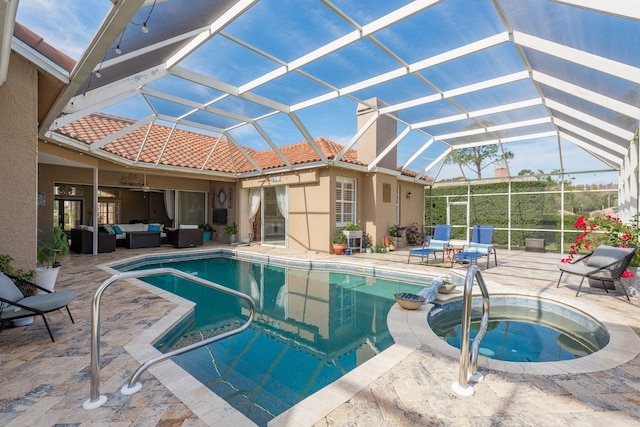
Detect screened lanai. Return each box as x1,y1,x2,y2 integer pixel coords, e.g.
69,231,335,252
4,0,640,239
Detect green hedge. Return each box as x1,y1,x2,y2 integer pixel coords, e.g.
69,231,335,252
427,181,611,250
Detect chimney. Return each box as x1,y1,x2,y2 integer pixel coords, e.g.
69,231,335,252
494,165,508,178
356,98,397,170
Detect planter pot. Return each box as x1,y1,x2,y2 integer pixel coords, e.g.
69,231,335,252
13,317,34,326
36,266,61,293
332,244,347,255
228,234,236,244
343,230,362,252
365,247,373,253
203,231,212,242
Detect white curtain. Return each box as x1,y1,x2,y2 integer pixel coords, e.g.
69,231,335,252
275,283,288,313
249,269,261,308
164,190,175,220
275,185,288,218
249,188,261,220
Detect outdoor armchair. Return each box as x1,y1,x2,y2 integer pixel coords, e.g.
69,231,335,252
556,244,637,301
0,272,76,342
408,224,451,264
452,225,497,269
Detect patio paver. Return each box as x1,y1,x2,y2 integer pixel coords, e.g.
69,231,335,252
1,243,639,426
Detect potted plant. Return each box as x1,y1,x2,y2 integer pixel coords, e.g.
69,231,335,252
0,253,37,325
200,223,214,242
36,226,69,292
342,222,363,252
362,232,373,253
332,229,348,255
224,221,238,244
385,224,399,251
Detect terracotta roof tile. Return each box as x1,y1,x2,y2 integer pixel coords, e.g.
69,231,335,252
55,113,414,175
14,22,75,72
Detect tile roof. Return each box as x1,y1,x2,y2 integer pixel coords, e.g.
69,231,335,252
55,113,367,174
13,22,75,72
55,113,425,179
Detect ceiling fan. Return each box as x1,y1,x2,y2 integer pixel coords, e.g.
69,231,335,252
128,174,164,193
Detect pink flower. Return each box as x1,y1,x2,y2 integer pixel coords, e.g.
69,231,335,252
622,270,634,278
574,216,587,230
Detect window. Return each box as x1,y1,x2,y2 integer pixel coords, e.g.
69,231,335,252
336,177,356,226
176,191,206,225
98,201,120,224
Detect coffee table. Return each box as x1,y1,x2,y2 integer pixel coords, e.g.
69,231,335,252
126,231,161,249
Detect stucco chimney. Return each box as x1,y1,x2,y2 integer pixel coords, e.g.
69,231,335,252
356,98,397,170
494,164,508,178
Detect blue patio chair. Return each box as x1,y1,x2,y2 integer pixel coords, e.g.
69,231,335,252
452,225,498,268
408,225,452,264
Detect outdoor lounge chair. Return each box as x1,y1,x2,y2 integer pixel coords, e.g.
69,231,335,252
556,244,637,301
408,224,451,264
452,225,498,269
0,272,76,342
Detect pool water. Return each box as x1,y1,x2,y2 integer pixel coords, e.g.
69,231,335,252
119,255,425,426
428,296,609,362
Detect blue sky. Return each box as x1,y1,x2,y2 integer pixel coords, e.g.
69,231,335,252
15,0,623,185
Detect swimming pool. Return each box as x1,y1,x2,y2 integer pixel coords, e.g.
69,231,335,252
116,252,428,426
428,295,609,362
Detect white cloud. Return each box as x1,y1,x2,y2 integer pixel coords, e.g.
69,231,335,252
16,0,110,60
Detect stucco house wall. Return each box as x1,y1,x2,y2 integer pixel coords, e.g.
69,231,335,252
0,55,38,270
288,169,331,252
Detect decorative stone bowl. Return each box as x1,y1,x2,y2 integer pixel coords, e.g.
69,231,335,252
438,283,457,294
394,292,426,310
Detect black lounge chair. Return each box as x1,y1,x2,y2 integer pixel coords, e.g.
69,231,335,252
556,244,637,301
0,272,76,342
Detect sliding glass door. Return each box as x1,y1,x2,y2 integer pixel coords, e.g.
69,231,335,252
54,199,83,231
262,186,286,246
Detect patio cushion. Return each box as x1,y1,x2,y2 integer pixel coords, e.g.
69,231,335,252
0,291,74,319
466,243,492,254
586,245,635,268
425,239,448,250
0,273,24,302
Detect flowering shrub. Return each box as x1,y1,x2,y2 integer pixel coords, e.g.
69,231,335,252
561,214,640,271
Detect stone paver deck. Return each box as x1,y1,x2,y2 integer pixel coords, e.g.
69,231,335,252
1,243,639,426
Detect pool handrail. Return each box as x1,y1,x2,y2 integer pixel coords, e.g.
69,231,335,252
452,264,490,397
83,267,255,410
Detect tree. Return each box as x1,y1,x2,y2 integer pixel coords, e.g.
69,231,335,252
445,121,514,179
517,168,545,178
447,145,514,179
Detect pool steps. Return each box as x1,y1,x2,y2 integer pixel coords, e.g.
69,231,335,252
82,267,255,411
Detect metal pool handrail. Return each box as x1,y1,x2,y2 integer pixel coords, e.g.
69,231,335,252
83,268,255,410
452,264,490,397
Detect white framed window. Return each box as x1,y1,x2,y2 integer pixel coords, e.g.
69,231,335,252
98,201,120,224
336,176,356,226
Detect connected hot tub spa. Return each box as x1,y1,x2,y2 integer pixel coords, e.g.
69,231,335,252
428,295,610,363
